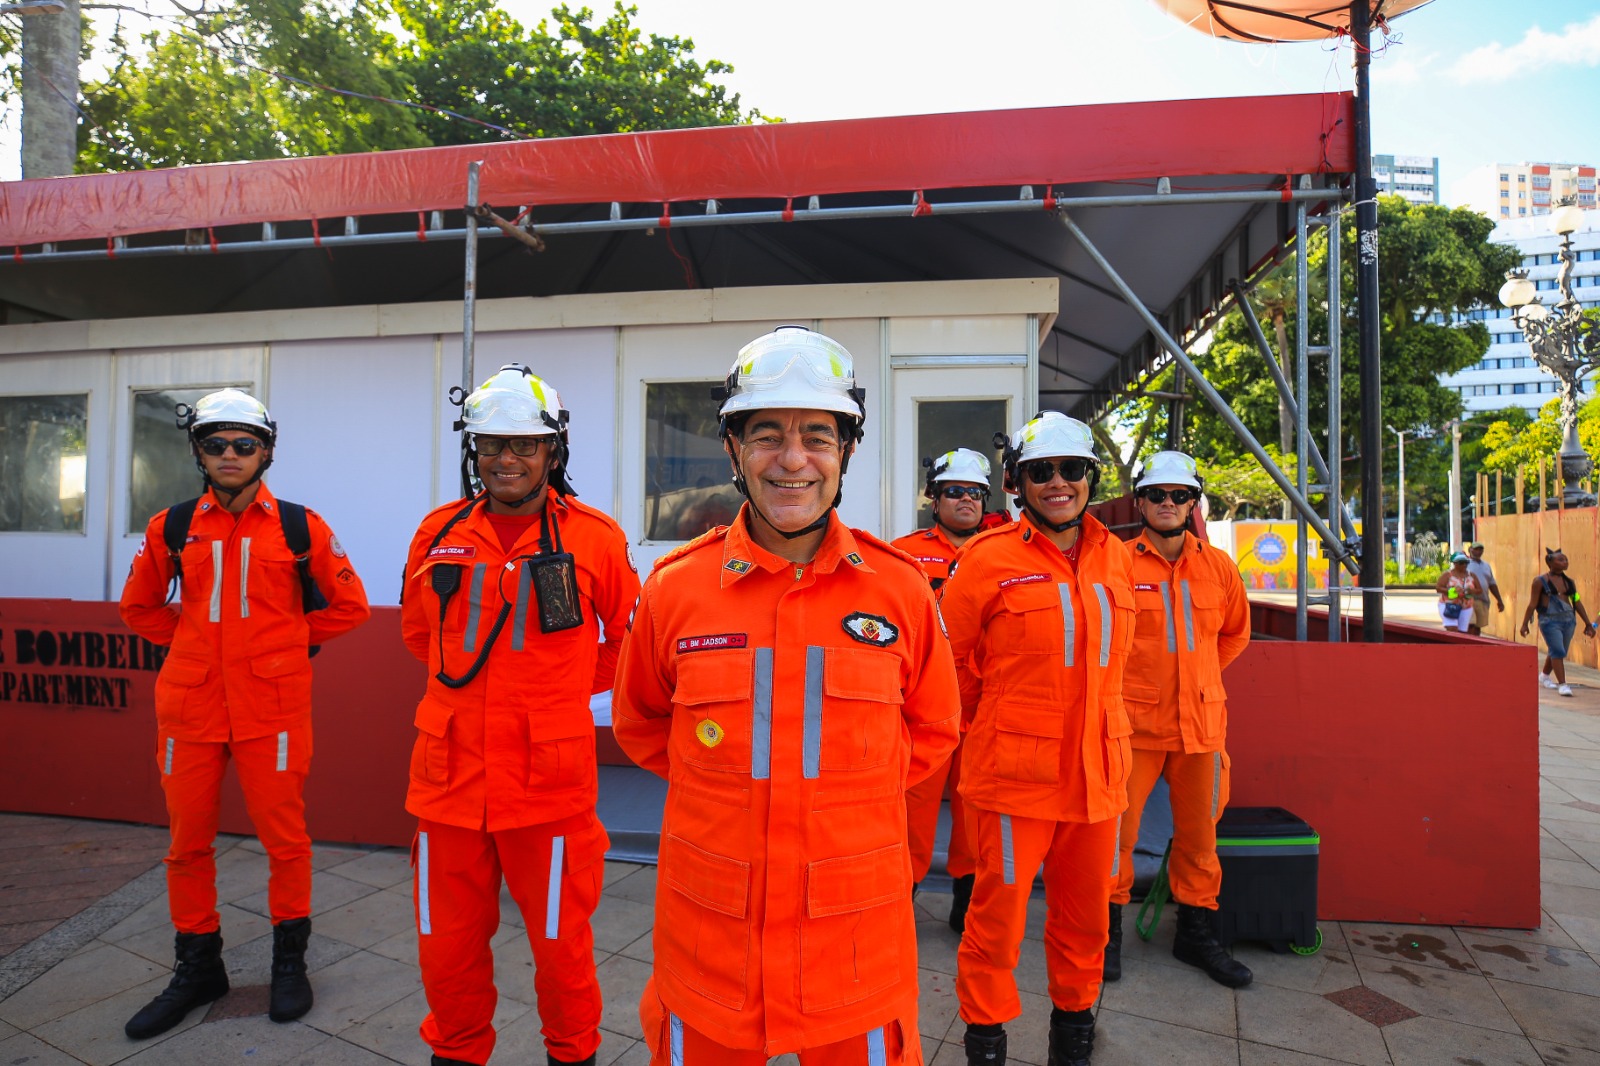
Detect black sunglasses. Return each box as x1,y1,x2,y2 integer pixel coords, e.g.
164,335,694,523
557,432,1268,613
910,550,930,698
937,485,988,501
1140,487,1198,505
476,437,547,457
198,436,265,457
1023,458,1092,485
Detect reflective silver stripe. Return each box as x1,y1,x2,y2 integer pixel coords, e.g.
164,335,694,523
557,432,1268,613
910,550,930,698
545,835,565,939
510,560,533,651
276,731,288,772
1159,582,1176,653
1211,751,1223,819
1093,583,1112,667
462,563,487,652
752,648,774,780
669,1013,684,1066
163,737,175,775
1110,813,1122,877
867,1026,887,1066
802,645,824,779
417,831,432,935
1000,814,1015,885
1058,583,1077,667
1180,579,1196,652
208,541,223,622
239,537,251,618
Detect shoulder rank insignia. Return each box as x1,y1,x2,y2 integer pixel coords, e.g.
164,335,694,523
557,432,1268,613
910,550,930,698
842,611,899,647
724,558,752,575
845,552,864,566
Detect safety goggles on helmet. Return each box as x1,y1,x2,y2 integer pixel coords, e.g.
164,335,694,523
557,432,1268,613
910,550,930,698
1134,449,1203,492
937,484,987,501
197,436,266,457
1022,457,1094,485
1139,486,1197,505
926,448,992,485
457,365,566,438
717,326,866,431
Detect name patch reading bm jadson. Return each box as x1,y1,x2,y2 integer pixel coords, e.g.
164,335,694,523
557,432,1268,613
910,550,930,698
676,634,749,654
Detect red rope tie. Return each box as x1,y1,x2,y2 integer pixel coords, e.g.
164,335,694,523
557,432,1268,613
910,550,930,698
12,247,21,264
106,236,116,260
312,217,322,247
913,190,932,217
783,197,795,222
208,228,218,254
511,206,533,225
658,204,672,229
417,212,427,241
1281,177,1293,202
1043,186,1057,211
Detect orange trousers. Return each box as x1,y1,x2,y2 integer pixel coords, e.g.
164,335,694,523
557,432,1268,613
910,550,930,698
956,808,1118,1021
412,812,607,1066
1110,748,1230,909
905,739,974,882
640,977,921,1065
158,726,312,933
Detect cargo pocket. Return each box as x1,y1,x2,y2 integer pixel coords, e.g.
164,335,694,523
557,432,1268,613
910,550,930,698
249,647,311,722
154,656,210,727
411,696,453,789
993,701,1064,785
1199,682,1228,745
1103,693,1133,790
820,646,902,772
672,649,756,774
527,713,594,794
800,843,907,1011
658,833,751,1010
1121,679,1160,737
998,581,1066,655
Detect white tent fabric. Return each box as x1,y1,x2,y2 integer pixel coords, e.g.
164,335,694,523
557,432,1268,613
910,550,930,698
1154,0,1433,42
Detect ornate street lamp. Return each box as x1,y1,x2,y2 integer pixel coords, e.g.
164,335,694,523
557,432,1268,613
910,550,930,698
1499,196,1600,507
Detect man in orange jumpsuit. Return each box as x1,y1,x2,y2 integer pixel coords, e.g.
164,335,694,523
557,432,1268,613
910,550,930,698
613,326,960,1065
1104,451,1251,988
400,365,639,1066
890,447,1006,931
120,388,371,1039
938,412,1135,1066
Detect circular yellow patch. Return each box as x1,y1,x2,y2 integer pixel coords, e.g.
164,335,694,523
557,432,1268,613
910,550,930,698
695,719,724,748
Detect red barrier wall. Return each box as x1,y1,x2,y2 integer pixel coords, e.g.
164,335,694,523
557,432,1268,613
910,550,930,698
0,598,1540,926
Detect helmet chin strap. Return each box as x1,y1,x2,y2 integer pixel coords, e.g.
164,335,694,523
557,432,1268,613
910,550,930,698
1021,499,1084,534
934,509,984,537
1145,520,1188,539
729,453,838,542
194,444,271,507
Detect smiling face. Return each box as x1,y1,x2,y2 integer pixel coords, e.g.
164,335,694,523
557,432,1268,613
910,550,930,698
1135,484,1194,534
727,408,849,550
197,431,268,493
476,435,556,512
1019,457,1091,530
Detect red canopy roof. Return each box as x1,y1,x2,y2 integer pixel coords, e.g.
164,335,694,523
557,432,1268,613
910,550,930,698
0,93,1352,248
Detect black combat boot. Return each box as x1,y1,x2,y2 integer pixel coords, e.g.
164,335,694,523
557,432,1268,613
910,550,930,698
268,917,314,1022
963,1021,1007,1065
431,1056,479,1066
1103,902,1123,982
124,930,229,1039
549,1055,597,1066
1047,1007,1095,1066
1172,903,1253,988
949,873,976,934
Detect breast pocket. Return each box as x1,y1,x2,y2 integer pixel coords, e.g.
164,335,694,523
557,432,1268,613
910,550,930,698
998,581,1067,656
672,649,756,774
819,646,903,773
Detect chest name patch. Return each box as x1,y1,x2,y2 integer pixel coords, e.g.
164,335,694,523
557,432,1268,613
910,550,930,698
916,555,946,564
677,633,749,654
428,545,476,561
1134,583,1160,592
842,612,899,647
998,573,1050,589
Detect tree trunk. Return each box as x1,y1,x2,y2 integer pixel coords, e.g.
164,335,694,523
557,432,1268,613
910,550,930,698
1272,310,1293,520
21,0,81,178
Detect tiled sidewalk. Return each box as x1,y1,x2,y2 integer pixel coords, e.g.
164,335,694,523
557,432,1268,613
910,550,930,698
2,676,1598,1065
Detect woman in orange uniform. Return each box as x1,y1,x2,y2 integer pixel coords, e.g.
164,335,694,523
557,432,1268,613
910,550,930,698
400,365,640,1066
613,326,959,1065
938,412,1134,1066
1106,451,1252,987
120,389,371,1039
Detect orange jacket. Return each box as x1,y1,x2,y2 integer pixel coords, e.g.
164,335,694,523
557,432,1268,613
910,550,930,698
888,513,1009,587
400,490,640,832
120,483,371,743
1126,530,1251,753
611,508,960,1054
938,511,1135,824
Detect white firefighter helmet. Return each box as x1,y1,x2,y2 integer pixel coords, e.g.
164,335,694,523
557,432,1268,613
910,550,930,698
460,364,567,438
1008,411,1097,464
925,448,992,495
717,326,866,434
1134,450,1203,491
181,388,276,445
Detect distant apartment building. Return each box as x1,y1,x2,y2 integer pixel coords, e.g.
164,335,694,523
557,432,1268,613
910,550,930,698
1462,161,1598,221
1373,153,1439,204
1440,213,1600,413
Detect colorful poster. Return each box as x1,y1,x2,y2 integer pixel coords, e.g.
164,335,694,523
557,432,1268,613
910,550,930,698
1224,520,1352,591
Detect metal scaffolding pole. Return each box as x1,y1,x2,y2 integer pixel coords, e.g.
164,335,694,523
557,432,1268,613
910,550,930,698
462,161,482,395
1353,0,1385,640
1295,200,1311,640
1325,207,1344,640
1058,211,1357,575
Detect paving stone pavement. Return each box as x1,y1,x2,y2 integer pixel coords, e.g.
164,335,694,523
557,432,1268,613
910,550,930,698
2,668,1598,1065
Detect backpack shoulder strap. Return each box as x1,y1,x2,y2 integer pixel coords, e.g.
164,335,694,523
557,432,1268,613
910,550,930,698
274,500,318,613
161,497,202,582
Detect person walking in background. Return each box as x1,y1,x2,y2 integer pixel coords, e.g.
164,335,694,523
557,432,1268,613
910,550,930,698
1435,553,1481,635
400,365,639,1066
1465,543,1504,637
119,389,371,1039
1521,547,1596,697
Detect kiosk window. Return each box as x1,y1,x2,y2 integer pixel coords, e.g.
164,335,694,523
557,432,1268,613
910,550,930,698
915,399,1007,529
0,394,88,533
129,387,228,533
643,382,742,541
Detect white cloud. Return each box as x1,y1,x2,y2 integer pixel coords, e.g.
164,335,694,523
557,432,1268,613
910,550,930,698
1446,13,1600,84
1374,51,1437,87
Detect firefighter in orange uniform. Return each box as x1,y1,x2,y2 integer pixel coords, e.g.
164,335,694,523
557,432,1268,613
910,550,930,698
120,389,371,1040
400,366,640,1066
938,412,1135,1066
613,326,960,1065
889,448,1006,931
1104,451,1251,988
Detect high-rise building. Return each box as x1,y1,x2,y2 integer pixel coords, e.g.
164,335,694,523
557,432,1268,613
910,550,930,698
1461,161,1598,221
1440,213,1600,413
1373,153,1439,204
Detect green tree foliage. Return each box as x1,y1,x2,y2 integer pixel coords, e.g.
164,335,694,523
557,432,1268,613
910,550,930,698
1480,395,1600,474
1198,449,1293,520
73,0,764,172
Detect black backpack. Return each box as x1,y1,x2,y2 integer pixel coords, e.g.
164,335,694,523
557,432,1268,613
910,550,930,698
163,496,329,655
